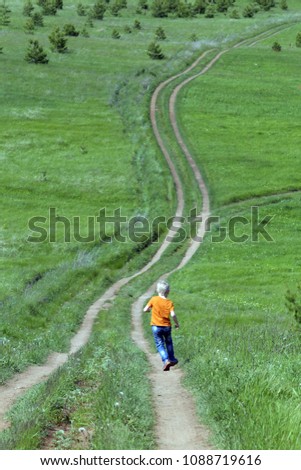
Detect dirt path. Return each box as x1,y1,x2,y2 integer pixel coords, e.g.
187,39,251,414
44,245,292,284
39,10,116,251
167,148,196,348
0,24,293,443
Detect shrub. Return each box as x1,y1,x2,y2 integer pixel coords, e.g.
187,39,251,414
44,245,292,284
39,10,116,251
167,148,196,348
193,0,206,14
296,32,301,48
112,28,120,39
255,0,275,10
217,0,229,13
42,0,57,15
25,39,49,63
24,17,35,33
0,1,11,26
280,0,288,9
77,2,87,15
204,5,215,18
151,0,168,17
147,41,164,60
177,1,194,17
80,26,89,37
23,0,34,16
272,41,281,52
63,23,79,36
286,284,301,326
155,26,166,40
229,8,240,18
91,0,106,19
138,0,148,9
32,11,44,26
133,19,141,29
242,4,255,17
49,26,68,52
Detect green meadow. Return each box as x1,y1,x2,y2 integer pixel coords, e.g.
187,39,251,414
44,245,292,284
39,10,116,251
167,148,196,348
1,0,301,450
169,18,301,448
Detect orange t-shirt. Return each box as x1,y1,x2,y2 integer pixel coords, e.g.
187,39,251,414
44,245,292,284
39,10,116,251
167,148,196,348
147,296,174,327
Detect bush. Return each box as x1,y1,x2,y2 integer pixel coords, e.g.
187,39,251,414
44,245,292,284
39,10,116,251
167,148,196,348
138,0,148,9
147,41,164,60
23,0,34,16
25,39,49,63
155,26,166,40
204,5,215,18
32,11,44,26
280,0,288,9
296,32,301,48
193,0,206,14
217,0,230,13
229,8,240,18
112,28,120,39
77,2,87,15
255,0,275,10
49,26,68,52
177,1,194,17
286,284,301,326
91,0,106,19
0,1,11,26
63,23,79,36
242,4,255,17
151,0,168,17
272,41,281,52
42,0,57,15
24,17,35,33
133,19,141,29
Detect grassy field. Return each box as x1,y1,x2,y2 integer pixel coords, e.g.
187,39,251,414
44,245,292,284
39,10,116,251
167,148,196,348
169,18,301,449
1,0,301,450
1,0,290,382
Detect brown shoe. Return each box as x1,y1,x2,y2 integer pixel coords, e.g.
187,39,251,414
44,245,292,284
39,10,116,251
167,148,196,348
163,361,171,371
169,359,178,367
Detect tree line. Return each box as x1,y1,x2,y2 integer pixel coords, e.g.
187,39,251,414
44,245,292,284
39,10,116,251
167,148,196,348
0,0,298,63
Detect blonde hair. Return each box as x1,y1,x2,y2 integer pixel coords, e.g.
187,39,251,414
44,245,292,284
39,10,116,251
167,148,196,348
156,280,170,296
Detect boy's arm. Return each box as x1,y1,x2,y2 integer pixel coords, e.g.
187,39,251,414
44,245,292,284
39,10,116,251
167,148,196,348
143,304,151,312
170,310,179,329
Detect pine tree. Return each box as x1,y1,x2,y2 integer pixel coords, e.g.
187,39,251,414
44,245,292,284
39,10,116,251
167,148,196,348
155,26,166,40
23,0,34,16
133,19,141,29
25,39,49,63
138,0,148,9
24,17,35,33
204,4,215,17
91,0,106,19
147,41,164,59
242,4,254,17
63,23,79,36
193,0,206,14
42,0,57,15
49,26,68,52
280,0,288,10
272,41,281,52
77,2,87,15
151,0,168,17
112,28,120,38
32,11,44,26
0,1,11,26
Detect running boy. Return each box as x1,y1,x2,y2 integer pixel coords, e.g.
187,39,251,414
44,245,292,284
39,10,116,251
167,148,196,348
143,280,179,371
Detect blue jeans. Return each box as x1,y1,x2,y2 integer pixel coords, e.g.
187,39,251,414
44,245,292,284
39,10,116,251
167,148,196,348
152,326,177,363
